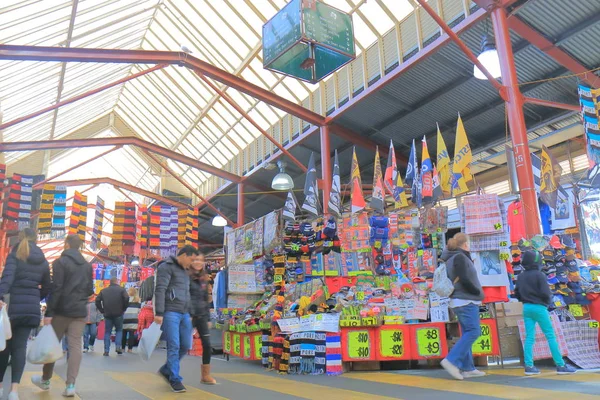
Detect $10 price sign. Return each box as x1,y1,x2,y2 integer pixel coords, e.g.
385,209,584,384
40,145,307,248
346,330,372,360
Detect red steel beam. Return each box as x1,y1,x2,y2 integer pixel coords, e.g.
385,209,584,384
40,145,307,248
143,150,237,227
0,45,325,127
47,177,188,209
507,16,599,89
0,136,242,183
33,146,122,189
115,187,140,207
415,0,503,91
0,65,167,132
523,97,581,112
195,71,308,173
237,183,245,227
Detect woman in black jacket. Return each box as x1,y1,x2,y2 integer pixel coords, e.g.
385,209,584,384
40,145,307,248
189,254,216,385
0,228,51,400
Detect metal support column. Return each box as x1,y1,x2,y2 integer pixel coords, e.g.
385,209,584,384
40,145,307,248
320,125,332,212
237,183,245,227
492,7,540,237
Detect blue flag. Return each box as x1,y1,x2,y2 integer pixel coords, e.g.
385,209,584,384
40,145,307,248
405,139,417,185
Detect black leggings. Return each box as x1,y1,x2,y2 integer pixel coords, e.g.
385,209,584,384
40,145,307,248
122,329,138,350
0,325,34,384
193,317,211,365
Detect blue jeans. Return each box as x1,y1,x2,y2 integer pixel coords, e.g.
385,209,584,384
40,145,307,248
160,312,192,384
104,316,123,353
83,323,97,350
447,303,481,372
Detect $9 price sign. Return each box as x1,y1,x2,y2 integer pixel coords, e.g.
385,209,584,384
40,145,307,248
472,324,492,355
348,330,371,359
416,328,441,357
233,334,241,356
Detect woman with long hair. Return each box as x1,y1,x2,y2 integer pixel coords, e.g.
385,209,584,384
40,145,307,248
439,233,485,380
0,228,51,400
122,287,141,353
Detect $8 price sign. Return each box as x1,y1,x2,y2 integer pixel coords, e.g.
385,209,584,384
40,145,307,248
472,324,492,355
348,330,371,359
416,328,441,357
233,334,241,356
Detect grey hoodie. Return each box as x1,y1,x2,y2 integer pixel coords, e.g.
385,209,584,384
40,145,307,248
440,248,484,302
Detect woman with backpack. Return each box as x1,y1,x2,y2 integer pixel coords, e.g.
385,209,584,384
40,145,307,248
439,233,485,380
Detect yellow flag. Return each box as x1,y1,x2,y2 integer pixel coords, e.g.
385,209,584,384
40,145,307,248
436,125,451,196
452,115,473,196
394,172,408,209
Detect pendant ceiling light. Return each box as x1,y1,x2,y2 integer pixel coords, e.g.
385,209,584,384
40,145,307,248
473,33,501,80
211,212,227,227
271,161,294,191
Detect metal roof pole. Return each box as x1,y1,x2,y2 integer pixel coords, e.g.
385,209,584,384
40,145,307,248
415,0,503,91
523,97,581,112
237,183,245,227
492,6,540,238
33,146,122,190
65,184,98,203
142,150,237,227
194,70,308,173
0,64,167,132
320,125,332,212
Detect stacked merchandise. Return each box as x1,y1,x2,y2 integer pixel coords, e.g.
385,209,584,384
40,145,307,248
51,186,67,238
578,85,600,176
69,191,87,241
148,205,161,251
135,205,148,255
185,207,199,247
340,212,372,276
288,332,327,375
90,197,104,251
4,173,34,230
38,184,56,236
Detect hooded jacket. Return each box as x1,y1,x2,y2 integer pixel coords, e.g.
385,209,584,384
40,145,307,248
154,256,191,316
440,247,484,302
0,242,51,326
189,270,210,319
46,248,94,318
514,251,552,306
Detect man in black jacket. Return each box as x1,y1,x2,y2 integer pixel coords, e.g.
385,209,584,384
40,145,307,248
32,234,93,397
96,277,129,356
155,245,199,393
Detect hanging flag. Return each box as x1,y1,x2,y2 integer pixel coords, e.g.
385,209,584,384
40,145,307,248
436,125,451,196
452,114,473,196
405,140,417,185
328,149,342,217
394,171,408,209
283,191,298,222
540,145,563,209
531,152,542,192
384,140,397,197
370,147,385,213
90,196,105,251
301,152,319,217
421,136,433,204
350,147,366,214
38,185,56,236
51,185,67,238
432,164,442,203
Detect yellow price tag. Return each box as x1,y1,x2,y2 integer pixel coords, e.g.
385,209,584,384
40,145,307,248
417,249,424,256
224,332,232,353
274,275,283,283
589,321,600,329
361,317,377,326
340,319,359,327
472,323,492,355
316,314,323,321
436,227,442,233
568,304,584,317
356,291,365,301
273,256,285,264
233,334,241,356
416,328,441,357
254,334,262,359
379,329,404,358
243,335,251,358
554,301,563,307
347,330,370,359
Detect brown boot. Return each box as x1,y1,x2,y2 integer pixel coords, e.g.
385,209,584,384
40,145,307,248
201,364,217,385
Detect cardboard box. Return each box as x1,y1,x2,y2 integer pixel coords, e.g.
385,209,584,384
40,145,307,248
496,301,523,328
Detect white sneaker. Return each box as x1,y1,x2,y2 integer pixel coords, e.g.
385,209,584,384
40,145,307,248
8,391,19,400
31,375,51,391
462,369,486,378
63,384,76,397
441,358,464,380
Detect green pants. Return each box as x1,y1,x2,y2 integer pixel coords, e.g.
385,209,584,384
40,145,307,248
523,303,565,367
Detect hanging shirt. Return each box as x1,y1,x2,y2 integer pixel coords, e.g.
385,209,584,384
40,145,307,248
507,201,526,243
538,200,553,234
551,190,577,230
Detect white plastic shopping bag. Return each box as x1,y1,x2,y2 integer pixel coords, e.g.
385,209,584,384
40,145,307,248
139,322,162,361
26,325,63,364
1,307,12,340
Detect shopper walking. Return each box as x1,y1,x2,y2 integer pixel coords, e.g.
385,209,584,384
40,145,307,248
83,295,101,353
439,233,485,380
155,245,199,393
0,228,51,400
190,254,216,385
515,250,577,375
95,277,129,356
122,288,141,353
32,234,93,397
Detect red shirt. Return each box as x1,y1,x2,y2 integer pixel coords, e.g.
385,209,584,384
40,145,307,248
507,201,526,243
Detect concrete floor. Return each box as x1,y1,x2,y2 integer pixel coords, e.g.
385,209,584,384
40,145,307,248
5,348,600,399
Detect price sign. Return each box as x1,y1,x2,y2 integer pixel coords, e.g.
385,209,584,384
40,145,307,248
273,256,286,264
340,319,359,327
224,332,232,354
568,304,584,317
417,249,424,257
274,268,285,275
361,317,377,326
254,334,262,359
494,223,502,231
274,275,283,283
589,321,600,329
499,241,508,247
416,328,441,357
380,329,404,358
243,335,251,359
356,291,365,301
233,334,241,356
348,330,371,359
472,323,492,355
